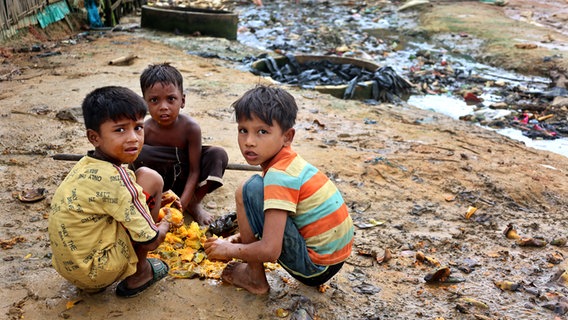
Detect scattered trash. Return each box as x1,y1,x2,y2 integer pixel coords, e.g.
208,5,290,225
108,54,138,65
494,280,521,291
207,211,238,237
16,188,47,203
550,238,567,246
353,282,382,295
546,252,564,264
456,258,481,274
55,107,83,122
357,248,392,264
289,295,317,320
36,51,61,58
275,308,289,318
464,206,477,219
424,266,465,284
354,218,384,229
0,236,26,249
516,237,548,247
415,251,440,267
514,43,538,50
251,54,412,102
398,0,430,12
65,299,82,310
457,297,489,310
463,92,484,105
503,223,521,240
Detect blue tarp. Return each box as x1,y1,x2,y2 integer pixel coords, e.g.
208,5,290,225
86,0,104,28
36,1,71,28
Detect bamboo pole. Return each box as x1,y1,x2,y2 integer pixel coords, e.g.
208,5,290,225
51,154,262,172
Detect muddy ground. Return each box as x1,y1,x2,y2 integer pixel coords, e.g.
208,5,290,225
1,1,568,319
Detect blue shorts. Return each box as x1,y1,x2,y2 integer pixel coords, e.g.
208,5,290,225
242,174,343,286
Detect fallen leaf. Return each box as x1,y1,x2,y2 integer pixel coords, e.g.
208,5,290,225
514,43,537,49
66,299,83,310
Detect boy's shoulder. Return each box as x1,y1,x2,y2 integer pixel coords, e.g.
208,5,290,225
177,113,197,123
177,114,202,133
145,113,200,129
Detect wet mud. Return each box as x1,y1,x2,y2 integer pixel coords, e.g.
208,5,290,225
1,1,568,320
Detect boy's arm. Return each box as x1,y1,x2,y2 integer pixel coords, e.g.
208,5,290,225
136,220,171,252
204,209,287,262
180,120,202,209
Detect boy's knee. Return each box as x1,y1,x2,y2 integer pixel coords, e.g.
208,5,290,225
214,147,229,166
238,175,263,207
235,181,245,203
136,167,164,193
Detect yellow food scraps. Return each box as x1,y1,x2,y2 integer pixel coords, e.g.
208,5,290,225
0,235,26,249
276,308,289,317
151,192,281,281
318,284,329,293
150,221,227,279
157,190,184,227
464,206,477,219
65,299,82,310
159,206,184,225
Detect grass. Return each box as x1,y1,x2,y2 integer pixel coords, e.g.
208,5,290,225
419,3,568,76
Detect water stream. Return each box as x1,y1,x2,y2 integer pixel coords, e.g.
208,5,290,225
232,3,568,158
408,94,568,157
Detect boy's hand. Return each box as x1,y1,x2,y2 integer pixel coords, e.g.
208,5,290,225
204,237,232,262
168,197,183,212
161,190,181,210
162,207,184,228
226,233,242,243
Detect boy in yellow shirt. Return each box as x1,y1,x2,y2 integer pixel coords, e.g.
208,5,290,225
49,86,171,297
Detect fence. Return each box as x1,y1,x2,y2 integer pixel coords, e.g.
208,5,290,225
0,0,70,40
1,0,141,40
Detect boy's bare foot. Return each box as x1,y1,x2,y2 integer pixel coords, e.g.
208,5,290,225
221,261,270,295
186,204,213,225
226,233,242,243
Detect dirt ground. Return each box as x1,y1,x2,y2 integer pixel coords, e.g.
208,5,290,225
1,1,568,319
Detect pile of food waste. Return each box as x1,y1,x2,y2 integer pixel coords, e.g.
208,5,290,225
149,220,228,279
149,191,279,279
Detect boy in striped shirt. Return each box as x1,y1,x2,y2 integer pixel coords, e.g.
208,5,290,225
204,85,354,294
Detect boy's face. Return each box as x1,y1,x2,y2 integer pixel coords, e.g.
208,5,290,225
87,117,145,165
143,82,185,127
237,114,294,167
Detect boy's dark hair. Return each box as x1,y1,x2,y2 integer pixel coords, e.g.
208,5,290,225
232,85,297,131
82,86,147,132
140,63,183,95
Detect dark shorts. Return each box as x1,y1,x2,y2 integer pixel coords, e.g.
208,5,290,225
132,145,228,196
242,174,343,286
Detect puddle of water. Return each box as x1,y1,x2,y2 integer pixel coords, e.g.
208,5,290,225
408,94,472,119
496,128,568,158
408,94,568,158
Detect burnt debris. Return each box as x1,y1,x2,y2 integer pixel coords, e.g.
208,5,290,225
252,54,413,103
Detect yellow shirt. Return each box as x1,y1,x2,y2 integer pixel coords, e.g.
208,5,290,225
48,156,158,290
